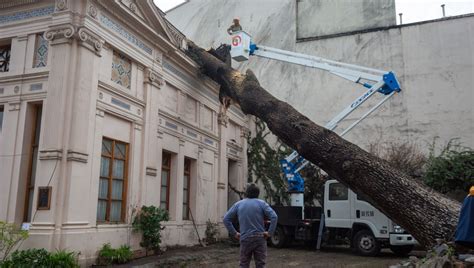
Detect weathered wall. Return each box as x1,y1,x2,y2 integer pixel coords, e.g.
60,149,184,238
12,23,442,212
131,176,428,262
167,1,474,151
296,0,396,39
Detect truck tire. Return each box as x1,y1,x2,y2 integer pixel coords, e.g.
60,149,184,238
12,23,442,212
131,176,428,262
390,245,414,256
353,229,381,256
269,226,287,248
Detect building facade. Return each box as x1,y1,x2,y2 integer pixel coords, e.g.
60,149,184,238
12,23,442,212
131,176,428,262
0,0,249,264
167,0,474,152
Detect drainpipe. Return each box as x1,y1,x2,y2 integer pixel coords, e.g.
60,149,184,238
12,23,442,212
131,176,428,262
441,4,446,17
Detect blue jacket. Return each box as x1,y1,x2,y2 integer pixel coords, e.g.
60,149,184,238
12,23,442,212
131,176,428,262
223,198,278,241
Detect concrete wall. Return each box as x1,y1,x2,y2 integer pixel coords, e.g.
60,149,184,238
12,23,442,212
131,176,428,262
167,1,474,152
296,0,396,39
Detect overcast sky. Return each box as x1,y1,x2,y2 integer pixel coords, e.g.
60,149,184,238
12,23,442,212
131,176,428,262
153,0,473,24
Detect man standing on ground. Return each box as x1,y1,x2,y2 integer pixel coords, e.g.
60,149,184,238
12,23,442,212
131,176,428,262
223,183,278,268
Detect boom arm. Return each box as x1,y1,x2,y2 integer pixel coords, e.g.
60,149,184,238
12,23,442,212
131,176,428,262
230,31,401,196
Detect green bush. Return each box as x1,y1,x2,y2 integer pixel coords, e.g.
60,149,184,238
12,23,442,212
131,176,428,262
423,140,474,197
97,243,132,265
132,206,169,251
48,249,79,267
0,221,29,262
0,248,78,268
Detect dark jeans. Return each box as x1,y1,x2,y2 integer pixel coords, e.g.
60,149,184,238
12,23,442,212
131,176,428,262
240,236,267,268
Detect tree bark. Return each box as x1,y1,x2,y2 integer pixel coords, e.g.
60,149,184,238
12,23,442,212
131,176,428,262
186,43,461,249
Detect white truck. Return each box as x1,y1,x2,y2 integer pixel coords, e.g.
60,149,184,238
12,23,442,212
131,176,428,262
230,31,417,256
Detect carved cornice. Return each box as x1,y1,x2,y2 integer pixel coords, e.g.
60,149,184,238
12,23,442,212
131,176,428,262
87,3,98,19
39,149,63,160
44,24,75,43
77,27,104,56
0,0,39,9
144,68,164,88
217,112,229,127
55,0,68,11
66,150,88,163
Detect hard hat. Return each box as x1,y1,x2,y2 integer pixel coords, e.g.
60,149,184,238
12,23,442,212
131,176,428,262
469,186,474,196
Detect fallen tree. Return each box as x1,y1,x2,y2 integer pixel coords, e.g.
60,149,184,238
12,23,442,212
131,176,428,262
186,42,461,249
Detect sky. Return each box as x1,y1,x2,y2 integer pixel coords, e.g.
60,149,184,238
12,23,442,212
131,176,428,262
153,0,473,24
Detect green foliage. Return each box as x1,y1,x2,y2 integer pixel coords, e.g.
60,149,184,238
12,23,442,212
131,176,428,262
0,221,28,262
246,119,326,205
97,243,132,265
132,205,169,251
204,219,219,244
423,139,474,195
1,248,78,268
247,119,290,205
48,250,79,268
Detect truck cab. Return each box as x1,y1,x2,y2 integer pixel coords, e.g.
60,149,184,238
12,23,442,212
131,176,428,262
324,180,417,256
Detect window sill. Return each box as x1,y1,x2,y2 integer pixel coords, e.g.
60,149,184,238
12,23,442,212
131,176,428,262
96,223,131,229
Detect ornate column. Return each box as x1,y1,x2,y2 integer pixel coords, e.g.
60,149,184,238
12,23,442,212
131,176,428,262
143,67,164,206
216,110,229,220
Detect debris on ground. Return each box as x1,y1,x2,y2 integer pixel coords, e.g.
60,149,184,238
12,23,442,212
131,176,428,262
390,241,474,268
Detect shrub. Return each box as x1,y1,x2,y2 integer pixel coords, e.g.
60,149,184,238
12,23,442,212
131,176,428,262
423,140,474,199
0,248,78,268
48,249,79,267
204,219,219,244
369,141,426,179
1,248,50,267
0,221,28,262
97,243,132,265
132,206,169,251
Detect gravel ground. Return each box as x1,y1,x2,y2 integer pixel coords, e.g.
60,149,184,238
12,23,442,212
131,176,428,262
119,242,424,268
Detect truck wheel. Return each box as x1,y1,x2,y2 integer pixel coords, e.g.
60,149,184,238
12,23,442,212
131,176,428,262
353,230,381,256
390,245,414,257
269,226,287,248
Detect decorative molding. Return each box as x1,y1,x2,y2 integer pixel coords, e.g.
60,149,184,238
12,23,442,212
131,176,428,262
157,129,164,139
163,19,187,50
96,109,105,117
134,123,142,131
146,167,157,177
240,127,250,138
0,6,54,24
77,27,104,56
217,182,226,189
179,138,185,146
13,86,20,93
66,150,88,163
55,0,67,11
217,112,228,127
8,102,21,111
17,35,28,42
99,14,152,55
39,149,63,160
0,0,39,9
44,24,75,42
87,3,98,18
144,68,164,87
129,2,137,13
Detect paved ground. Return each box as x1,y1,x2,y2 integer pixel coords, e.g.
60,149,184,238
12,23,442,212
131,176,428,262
120,241,423,268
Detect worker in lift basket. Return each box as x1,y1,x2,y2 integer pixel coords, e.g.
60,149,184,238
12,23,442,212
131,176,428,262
227,17,243,35
223,183,278,268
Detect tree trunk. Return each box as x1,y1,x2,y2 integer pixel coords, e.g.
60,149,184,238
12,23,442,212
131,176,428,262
186,43,461,249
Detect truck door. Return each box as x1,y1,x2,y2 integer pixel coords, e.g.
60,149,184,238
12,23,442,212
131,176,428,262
324,181,352,228
351,191,390,239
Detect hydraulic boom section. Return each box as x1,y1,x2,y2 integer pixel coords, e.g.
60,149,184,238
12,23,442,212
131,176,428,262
230,31,401,213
